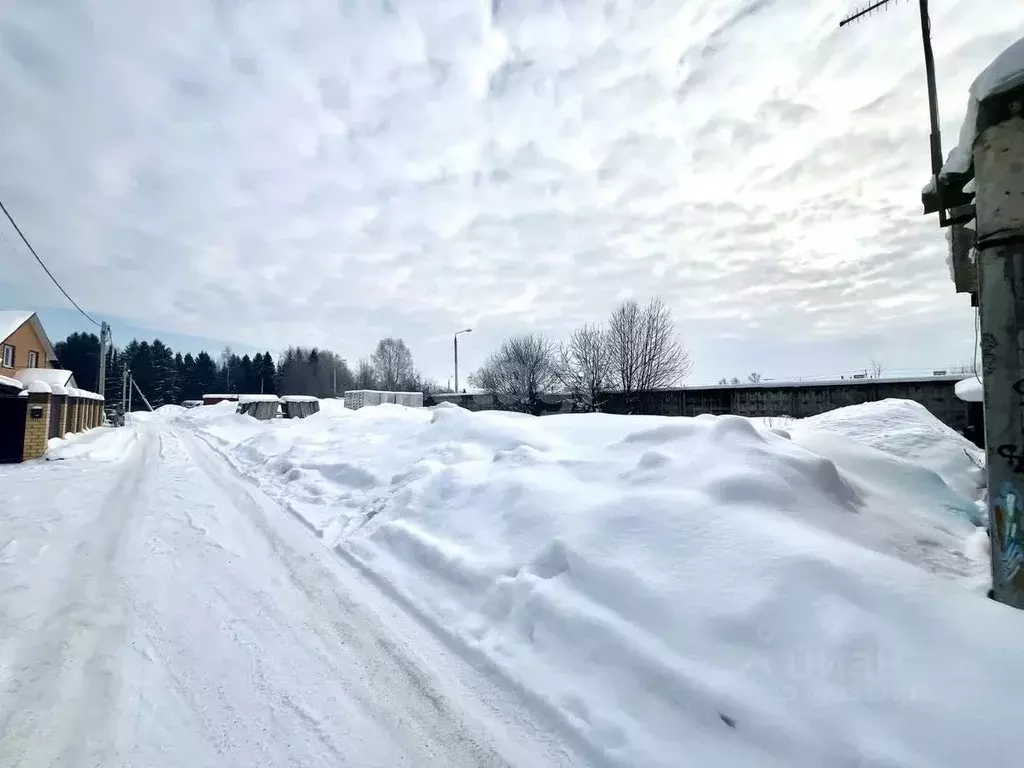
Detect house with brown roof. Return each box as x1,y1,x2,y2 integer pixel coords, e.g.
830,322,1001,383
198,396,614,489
0,311,60,378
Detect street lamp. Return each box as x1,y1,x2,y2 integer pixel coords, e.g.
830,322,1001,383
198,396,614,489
454,328,472,394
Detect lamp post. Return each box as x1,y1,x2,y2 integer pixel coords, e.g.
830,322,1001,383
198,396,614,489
454,328,472,394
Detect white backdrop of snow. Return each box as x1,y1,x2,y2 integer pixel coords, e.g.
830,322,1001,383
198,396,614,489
158,397,1016,768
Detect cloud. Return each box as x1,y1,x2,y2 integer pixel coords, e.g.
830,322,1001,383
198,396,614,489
0,0,1018,382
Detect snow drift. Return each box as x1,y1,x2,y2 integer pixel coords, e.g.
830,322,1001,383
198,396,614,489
176,399,1017,768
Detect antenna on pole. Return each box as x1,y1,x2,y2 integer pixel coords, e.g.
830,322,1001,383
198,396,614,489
838,0,956,225
839,0,897,27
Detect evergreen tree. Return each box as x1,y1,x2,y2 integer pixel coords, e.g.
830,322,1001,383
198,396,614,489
181,352,199,400
54,332,101,391
104,346,125,408
150,339,178,407
122,340,155,410
174,352,185,399
240,354,255,393
257,351,277,395
194,351,218,397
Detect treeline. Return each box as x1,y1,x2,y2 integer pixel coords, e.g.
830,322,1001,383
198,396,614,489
54,332,440,410
468,296,692,415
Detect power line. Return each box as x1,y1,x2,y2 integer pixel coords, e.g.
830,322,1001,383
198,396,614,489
0,194,100,327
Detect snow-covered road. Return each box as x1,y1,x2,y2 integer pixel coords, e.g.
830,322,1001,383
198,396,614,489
0,420,579,768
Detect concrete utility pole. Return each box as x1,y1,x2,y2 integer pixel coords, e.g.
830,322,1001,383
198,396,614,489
97,321,109,398
121,368,128,419
454,328,472,393
975,85,1024,608
127,372,133,413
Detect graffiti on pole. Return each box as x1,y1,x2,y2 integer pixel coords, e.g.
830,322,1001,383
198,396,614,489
981,332,999,376
996,444,1024,474
993,482,1024,590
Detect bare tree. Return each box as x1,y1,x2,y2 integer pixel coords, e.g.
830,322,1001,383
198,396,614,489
747,372,763,383
553,323,613,412
948,361,975,375
354,358,377,389
469,332,556,414
371,337,417,391
868,358,885,379
607,297,692,413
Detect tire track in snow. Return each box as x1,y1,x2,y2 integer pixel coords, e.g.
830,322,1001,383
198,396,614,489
161,425,518,768
186,421,599,768
0,427,156,767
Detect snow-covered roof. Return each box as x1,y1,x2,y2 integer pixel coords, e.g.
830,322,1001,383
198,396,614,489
942,35,1024,180
0,373,23,391
63,387,101,400
0,311,58,364
955,376,984,402
280,395,319,403
0,310,32,343
13,368,74,388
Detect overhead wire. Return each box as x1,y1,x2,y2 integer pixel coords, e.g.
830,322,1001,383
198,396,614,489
0,194,100,327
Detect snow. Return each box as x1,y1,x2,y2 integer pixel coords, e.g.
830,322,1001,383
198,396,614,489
942,35,1024,179
237,393,281,403
0,310,32,343
64,387,101,400
149,397,1015,767
12,368,74,389
346,390,424,409
50,384,66,395
46,426,135,462
280,394,320,403
25,380,51,394
0,373,23,391
793,399,985,503
0,412,585,767
956,375,984,403
4,394,1018,767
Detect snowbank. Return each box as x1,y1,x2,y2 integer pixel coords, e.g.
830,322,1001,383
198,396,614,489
173,399,1011,768
46,427,137,462
793,399,984,503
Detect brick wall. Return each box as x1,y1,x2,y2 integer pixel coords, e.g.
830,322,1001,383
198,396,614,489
21,392,50,460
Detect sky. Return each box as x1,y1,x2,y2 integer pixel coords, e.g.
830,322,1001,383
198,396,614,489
0,0,1021,386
